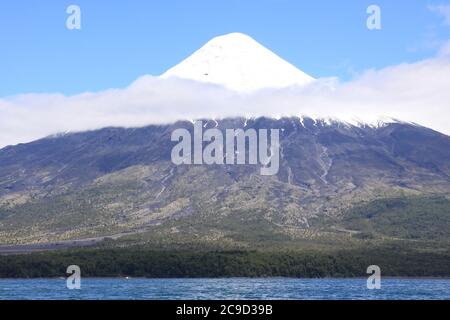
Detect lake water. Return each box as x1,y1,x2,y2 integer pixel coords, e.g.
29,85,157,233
0,278,448,300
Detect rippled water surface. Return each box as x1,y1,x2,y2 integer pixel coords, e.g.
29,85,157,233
0,278,449,300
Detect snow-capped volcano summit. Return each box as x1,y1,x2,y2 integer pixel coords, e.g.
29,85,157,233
161,32,314,92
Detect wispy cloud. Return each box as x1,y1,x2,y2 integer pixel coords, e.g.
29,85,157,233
428,4,450,25
1,55,450,148
437,40,450,56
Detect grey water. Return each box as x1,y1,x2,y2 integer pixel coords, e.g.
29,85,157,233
0,278,448,300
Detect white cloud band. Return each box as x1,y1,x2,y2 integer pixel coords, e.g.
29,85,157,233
1,55,450,148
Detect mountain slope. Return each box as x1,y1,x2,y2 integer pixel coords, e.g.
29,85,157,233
0,117,449,245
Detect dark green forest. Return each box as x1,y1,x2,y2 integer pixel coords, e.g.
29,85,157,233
1,245,449,278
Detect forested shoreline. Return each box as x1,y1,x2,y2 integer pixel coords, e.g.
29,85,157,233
0,247,449,278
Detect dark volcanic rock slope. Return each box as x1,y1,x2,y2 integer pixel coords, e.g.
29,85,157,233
0,117,449,244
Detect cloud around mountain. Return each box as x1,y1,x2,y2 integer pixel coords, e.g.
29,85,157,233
0,45,450,148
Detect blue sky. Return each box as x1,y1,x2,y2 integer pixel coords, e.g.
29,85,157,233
1,0,449,96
